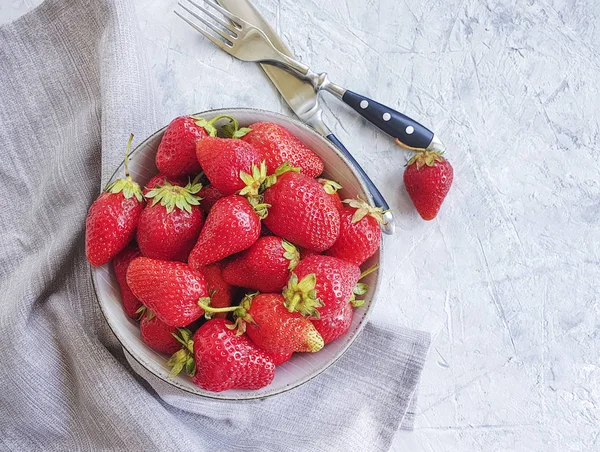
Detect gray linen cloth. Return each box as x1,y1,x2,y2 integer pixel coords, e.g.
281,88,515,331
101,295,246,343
0,0,430,450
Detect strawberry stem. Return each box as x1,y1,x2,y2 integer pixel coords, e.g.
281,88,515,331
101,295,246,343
198,303,238,314
124,134,134,178
359,264,379,280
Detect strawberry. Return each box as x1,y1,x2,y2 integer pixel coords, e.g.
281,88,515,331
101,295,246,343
198,184,225,214
126,257,210,327
86,135,144,266
401,146,453,220
200,263,233,319
136,177,204,262
318,178,343,210
325,198,385,266
284,255,361,319
139,309,181,354
311,300,354,344
155,115,218,178
195,117,261,196
265,350,293,366
222,237,299,293
168,320,275,392
188,195,262,268
143,173,189,197
241,122,324,178
298,247,320,260
199,293,324,356
112,244,143,319
263,172,340,252
242,293,323,355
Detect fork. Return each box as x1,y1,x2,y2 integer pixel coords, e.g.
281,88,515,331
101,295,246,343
174,0,444,153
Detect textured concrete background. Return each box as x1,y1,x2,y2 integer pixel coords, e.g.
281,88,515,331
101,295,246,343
2,0,599,450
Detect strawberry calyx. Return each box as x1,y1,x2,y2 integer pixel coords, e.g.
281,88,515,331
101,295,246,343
283,273,324,318
105,134,143,202
248,197,270,220
349,264,379,307
213,115,252,139
263,162,300,190
135,306,154,321
282,240,300,271
397,139,447,170
318,178,342,195
145,174,203,214
238,161,274,218
166,328,195,377
342,197,389,225
239,161,269,200
197,294,257,336
190,114,241,138
240,161,299,198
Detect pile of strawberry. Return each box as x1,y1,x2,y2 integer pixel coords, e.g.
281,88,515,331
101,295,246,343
85,116,387,392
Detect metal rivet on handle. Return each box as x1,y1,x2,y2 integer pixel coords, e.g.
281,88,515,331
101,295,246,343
360,100,369,109
382,113,391,121
405,126,414,134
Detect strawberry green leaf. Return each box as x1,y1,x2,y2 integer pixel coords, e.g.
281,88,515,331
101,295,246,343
318,178,342,195
283,273,324,318
282,240,300,270
350,299,365,308
233,127,252,139
144,180,202,214
342,197,388,225
353,283,369,296
107,176,143,202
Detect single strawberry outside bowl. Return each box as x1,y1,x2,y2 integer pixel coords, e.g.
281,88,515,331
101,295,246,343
91,108,383,400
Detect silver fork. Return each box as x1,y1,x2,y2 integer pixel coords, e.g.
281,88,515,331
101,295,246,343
174,0,444,154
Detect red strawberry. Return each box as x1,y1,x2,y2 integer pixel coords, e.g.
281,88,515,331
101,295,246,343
298,247,320,260
325,198,384,266
155,116,217,178
199,293,323,356
86,135,144,266
311,301,354,344
136,177,204,262
318,179,343,210
195,118,261,196
241,122,324,178
243,293,323,355
188,195,262,268
126,257,209,327
284,255,360,319
265,350,293,366
196,137,261,196
222,237,299,292
201,263,233,319
198,184,225,214
112,244,143,319
139,310,181,354
263,172,340,252
143,173,189,197
401,147,453,220
168,319,275,392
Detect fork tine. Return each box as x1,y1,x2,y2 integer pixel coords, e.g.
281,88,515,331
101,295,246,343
185,0,238,35
174,10,233,49
202,0,243,26
177,2,235,43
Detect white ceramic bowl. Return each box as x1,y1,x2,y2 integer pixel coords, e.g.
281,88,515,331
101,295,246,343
91,108,383,400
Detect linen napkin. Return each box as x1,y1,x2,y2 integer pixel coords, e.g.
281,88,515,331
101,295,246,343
0,0,430,450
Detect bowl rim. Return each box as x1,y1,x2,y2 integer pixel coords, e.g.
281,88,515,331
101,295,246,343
91,107,385,400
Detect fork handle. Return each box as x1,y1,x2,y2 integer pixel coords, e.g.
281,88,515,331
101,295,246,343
341,91,434,150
